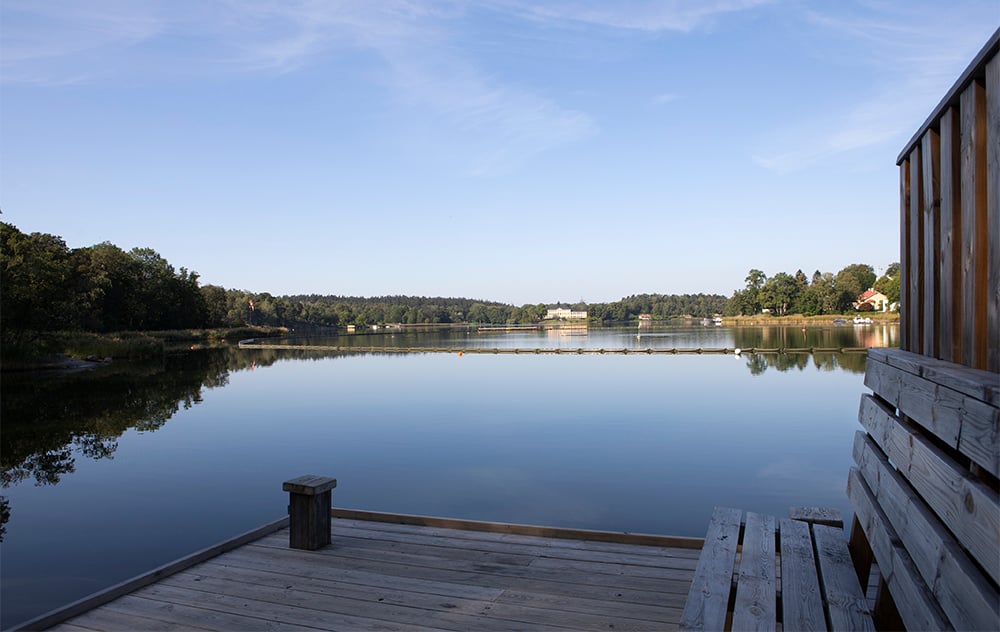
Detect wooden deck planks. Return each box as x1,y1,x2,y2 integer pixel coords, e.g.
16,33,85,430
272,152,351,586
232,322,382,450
677,506,742,631
50,516,699,631
778,518,825,632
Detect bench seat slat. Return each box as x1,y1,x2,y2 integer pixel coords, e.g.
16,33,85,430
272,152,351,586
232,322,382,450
813,524,876,632
732,512,776,631
779,518,826,632
679,507,742,631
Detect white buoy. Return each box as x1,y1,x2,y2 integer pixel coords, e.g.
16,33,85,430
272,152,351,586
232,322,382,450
734,348,742,356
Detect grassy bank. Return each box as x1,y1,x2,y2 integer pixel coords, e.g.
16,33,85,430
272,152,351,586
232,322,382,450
1,326,288,370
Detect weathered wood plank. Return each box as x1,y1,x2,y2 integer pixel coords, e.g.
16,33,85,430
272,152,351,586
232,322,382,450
330,507,703,549
857,395,1000,583
922,127,941,358
787,507,843,528
812,524,875,632
961,78,988,370
133,583,447,632
778,518,826,632
299,522,702,569
939,105,964,363
867,347,1000,404
852,431,999,629
732,512,776,632
846,469,951,632
909,145,925,354
160,570,634,632
679,507,742,631
987,52,1000,373
225,541,685,608
900,159,911,350
53,604,216,631
99,594,325,632
863,355,1000,475
331,515,704,558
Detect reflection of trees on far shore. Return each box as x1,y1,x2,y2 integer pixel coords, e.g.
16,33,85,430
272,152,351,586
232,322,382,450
744,351,867,376
0,346,364,491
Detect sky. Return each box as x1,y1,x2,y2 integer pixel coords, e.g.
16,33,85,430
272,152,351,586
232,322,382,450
1,1,997,306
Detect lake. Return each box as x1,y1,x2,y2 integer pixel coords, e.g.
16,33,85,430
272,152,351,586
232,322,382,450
0,322,897,628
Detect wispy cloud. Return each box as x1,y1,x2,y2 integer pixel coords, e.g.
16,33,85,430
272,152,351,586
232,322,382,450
483,0,774,32
652,93,678,105
752,2,999,173
1,0,596,174
1,0,165,84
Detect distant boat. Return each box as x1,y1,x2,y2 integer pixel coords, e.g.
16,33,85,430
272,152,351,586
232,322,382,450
853,317,873,325
713,317,723,326
833,318,848,325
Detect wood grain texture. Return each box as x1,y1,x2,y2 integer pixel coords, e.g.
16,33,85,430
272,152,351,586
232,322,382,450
863,354,999,476
679,507,742,631
921,128,941,359
939,106,963,363
812,524,875,632
778,518,826,632
856,395,1000,585
987,53,1000,373
852,431,999,629
43,514,700,632
731,512,776,632
846,469,951,632
960,79,988,369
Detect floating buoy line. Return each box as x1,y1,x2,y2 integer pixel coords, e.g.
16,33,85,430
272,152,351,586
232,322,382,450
237,341,869,355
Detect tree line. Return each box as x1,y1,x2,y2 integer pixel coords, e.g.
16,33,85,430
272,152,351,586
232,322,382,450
1,222,895,337
723,264,900,317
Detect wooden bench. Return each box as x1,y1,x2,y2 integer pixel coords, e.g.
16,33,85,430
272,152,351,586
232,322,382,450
680,507,874,631
846,348,999,631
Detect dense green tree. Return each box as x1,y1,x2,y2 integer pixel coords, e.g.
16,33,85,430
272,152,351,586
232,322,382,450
873,262,900,307
834,263,876,312
0,223,76,333
759,273,800,316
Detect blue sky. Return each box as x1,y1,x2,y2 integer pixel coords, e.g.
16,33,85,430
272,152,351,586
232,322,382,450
2,1,997,305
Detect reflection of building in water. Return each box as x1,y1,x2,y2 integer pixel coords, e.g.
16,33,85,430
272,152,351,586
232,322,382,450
855,325,897,349
545,307,588,320
546,322,588,337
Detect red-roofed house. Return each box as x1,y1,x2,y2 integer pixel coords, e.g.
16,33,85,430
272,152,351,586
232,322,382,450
854,288,889,312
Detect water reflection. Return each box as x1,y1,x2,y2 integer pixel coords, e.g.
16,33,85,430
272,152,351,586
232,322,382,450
0,324,893,543
1,324,895,628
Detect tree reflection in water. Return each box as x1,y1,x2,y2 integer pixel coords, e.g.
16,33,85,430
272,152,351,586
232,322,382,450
0,346,339,539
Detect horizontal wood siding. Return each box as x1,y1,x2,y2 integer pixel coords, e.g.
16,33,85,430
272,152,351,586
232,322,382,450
897,29,998,371
851,348,1000,630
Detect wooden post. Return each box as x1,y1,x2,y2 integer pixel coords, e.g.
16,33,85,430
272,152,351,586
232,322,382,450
282,475,337,550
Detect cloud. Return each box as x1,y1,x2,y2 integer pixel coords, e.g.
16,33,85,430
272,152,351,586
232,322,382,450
483,0,774,32
1,1,595,174
752,2,999,173
0,0,165,84
652,93,678,105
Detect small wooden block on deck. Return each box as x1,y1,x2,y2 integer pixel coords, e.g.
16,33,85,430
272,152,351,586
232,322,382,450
680,506,873,631
282,475,337,495
283,475,337,551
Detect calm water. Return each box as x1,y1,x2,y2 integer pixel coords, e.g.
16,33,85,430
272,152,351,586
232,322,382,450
0,323,897,628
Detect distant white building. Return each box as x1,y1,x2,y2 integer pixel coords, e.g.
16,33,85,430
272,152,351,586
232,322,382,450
546,307,588,320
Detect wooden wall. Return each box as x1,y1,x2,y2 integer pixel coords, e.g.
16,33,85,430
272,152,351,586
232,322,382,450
897,29,999,372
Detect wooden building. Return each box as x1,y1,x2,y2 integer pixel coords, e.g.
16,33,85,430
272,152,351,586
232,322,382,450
846,27,999,631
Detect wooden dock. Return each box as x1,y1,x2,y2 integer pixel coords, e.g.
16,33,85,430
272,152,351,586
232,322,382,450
27,509,703,632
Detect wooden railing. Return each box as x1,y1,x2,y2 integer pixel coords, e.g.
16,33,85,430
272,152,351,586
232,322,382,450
896,28,998,372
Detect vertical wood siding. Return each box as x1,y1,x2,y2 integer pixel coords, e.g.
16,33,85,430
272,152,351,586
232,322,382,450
897,30,999,372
